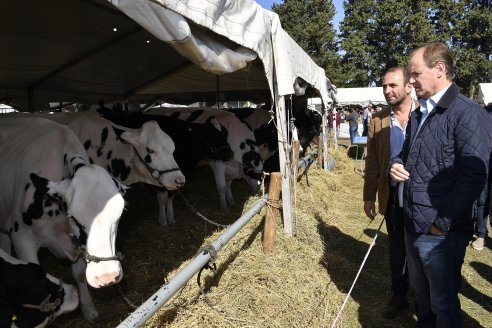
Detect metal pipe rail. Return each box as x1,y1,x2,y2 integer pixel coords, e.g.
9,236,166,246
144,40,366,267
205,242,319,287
117,195,268,328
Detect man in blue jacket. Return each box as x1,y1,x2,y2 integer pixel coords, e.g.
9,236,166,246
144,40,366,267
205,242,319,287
389,43,492,327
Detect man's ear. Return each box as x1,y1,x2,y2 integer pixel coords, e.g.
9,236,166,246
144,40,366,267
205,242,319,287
434,61,446,78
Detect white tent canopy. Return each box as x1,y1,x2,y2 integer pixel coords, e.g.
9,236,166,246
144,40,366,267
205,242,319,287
477,83,492,106
334,87,387,106
1,0,336,236
0,0,335,111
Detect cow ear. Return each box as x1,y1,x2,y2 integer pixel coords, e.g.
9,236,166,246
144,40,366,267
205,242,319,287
143,120,159,131
120,130,140,147
29,173,69,201
47,179,71,202
209,117,222,131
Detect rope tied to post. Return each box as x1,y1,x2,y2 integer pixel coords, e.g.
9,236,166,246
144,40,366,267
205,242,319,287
265,198,281,217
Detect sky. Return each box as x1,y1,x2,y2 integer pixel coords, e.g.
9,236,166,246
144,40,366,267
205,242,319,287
255,0,344,32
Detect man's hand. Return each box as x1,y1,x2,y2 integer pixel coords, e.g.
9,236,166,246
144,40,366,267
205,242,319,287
389,163,410,182
364,201,376,219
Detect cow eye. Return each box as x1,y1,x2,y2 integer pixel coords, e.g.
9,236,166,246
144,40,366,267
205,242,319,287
146,147,154,154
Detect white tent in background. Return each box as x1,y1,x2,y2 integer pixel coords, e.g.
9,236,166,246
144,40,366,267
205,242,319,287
0,104,16,113
334,87,387,106
477,83,492,106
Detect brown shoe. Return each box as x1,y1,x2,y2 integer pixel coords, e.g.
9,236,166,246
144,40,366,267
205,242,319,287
382,298,409,319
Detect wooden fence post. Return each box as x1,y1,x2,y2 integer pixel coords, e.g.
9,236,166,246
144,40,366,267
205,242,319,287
263,172,282,253
317,135,323,167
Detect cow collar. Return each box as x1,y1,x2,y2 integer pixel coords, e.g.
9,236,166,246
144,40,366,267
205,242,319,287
131,145,181,181
68,231,124,264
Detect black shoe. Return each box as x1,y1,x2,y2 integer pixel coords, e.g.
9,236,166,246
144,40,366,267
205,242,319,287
382,298,409,319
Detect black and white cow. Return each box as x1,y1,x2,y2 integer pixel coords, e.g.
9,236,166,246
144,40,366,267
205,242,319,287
0,117,126,320
146,107,264,212
96,109,234,224
227,107,279,172
229,106,323,171
28,112,185,190
0,248,79,328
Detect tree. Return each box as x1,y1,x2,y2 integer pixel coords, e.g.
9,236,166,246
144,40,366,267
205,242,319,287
272,0,343,86
273,0,492,96
451,0,492,96
338,0,376,86
340,0,439,86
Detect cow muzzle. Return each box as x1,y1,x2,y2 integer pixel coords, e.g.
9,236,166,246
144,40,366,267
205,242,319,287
84,252,124,288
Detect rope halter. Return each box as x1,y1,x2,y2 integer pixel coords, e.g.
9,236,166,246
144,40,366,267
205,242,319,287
21,279,64,324
132,146,181,181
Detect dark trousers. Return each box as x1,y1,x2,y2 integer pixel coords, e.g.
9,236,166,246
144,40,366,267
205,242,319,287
385,186,409,301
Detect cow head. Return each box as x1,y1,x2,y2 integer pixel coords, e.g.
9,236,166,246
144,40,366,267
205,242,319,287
240,139,264,191
120,121,185,190
30,164,125,288
196,118,234,161
0,249,79,328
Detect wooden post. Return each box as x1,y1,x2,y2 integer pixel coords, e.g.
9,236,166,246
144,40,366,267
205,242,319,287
275,95,293,236
263,172,282,253
317,135,323,167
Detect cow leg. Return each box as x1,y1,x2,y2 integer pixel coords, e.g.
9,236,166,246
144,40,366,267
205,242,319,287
207,161,229,212
166,194,175,224
72,258,99,320
156,190,176,225
225,179,236,206
156,190,169,225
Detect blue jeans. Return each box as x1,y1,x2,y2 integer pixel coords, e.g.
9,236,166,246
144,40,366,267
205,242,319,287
405,230,472,328
474,184,489,238
349,125,358,143
385,188,408,300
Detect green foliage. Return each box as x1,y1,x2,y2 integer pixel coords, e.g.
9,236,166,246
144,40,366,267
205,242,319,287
273,0,492,96
272,0,343,86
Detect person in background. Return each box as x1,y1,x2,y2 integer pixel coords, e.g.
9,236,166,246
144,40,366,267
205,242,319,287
362,101,372,136
327,109,334,139
363,67,414,319
389,42,492,327
335,109,341,141
347,106,359,144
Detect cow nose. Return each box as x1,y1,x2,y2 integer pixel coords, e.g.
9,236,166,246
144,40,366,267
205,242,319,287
94,272,120,287
176,176,186,187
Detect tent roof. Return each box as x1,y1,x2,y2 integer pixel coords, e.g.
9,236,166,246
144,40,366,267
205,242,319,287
477,83,492,106
0,0,335,111
334,87,387,106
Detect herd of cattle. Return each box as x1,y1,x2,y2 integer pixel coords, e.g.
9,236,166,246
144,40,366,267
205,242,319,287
0,105,321,327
